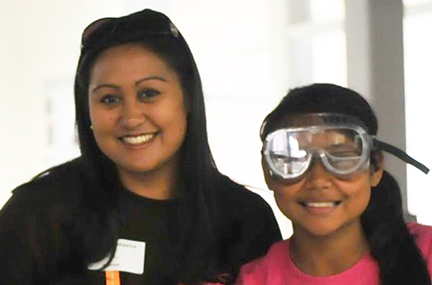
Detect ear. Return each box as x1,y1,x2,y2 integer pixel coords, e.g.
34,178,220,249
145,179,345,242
370,151,384,187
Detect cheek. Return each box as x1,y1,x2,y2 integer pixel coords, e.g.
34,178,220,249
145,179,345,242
89,106,116,130
358,184,372,209
272,185,301,219
335,178,372,211
159,107,188,149
274,191,290,214
172,118,187,143
166,102,188,133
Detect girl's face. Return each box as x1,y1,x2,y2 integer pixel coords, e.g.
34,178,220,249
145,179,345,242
263,120,383,238
88,43,188,181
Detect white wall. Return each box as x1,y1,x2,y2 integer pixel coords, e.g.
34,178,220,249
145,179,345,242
404,5,432,225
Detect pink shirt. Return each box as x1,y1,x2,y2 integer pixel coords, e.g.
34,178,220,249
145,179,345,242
236,223,432,285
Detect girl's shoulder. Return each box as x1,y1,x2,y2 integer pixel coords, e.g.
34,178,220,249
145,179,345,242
407,222,432,278
253,239,290,266
407,222,432,257
407,221,432,235
235,240,289,284
238,240,289,272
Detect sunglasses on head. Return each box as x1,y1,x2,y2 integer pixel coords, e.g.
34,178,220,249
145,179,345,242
80,9,179,52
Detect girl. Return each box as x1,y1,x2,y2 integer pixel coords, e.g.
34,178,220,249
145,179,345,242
0,9,281,285
236,83,432,285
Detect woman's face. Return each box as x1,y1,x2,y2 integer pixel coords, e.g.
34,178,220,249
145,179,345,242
88,43,188,180
263,120,383,238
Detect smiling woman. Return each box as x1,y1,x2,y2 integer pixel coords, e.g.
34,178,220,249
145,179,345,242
0,9,281,285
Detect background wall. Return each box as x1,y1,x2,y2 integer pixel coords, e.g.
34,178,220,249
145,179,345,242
1,0,431,238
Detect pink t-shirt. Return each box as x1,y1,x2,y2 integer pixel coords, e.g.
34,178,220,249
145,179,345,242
235,223,432,285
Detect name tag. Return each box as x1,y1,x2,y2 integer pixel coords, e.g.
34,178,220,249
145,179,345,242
88,239,146,274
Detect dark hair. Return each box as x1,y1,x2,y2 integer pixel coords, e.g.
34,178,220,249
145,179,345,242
260,83,431,285
73,9,222,283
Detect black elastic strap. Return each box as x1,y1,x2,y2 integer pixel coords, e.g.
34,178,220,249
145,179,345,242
373,139,430,174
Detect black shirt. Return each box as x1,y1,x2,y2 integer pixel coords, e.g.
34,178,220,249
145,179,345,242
0,162,281,284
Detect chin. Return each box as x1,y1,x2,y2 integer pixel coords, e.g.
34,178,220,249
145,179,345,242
116,161,156,174
309,227,341,237
295,221,344,237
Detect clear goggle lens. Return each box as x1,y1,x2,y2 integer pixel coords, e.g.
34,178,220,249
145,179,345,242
264,126,370,180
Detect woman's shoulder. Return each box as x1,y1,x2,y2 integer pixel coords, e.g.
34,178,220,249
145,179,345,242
214,175,282,257
215,175,278,221
216,175,270,205
2,158,85,215
0,158,88,283
216,174,281,226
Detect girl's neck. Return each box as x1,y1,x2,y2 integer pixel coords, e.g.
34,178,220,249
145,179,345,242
118,160,182,200
290,221,369,276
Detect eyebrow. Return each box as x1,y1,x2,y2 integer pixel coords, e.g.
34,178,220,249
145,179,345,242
91,84,120,94
91,76,168,94
135,76,167,85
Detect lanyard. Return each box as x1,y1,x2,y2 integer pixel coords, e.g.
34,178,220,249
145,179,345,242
105,271,121,285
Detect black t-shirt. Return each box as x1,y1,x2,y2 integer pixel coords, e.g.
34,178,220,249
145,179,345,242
0,162,281,285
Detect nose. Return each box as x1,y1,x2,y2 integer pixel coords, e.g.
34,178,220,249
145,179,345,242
119,99,145,129
304,160,333,190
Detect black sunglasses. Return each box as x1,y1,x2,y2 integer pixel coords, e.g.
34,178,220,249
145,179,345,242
81,9,179,52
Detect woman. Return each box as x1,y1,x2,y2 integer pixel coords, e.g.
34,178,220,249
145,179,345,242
0,9,281,285
236,83,432,285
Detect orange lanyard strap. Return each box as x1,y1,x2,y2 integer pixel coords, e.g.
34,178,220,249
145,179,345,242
105,271,121,285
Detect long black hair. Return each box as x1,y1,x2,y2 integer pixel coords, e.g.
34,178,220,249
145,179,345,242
71,9,222,283
260,83,431,285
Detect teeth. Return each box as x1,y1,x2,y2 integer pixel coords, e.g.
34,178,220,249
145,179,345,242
305,202,337,208
122,134,155,144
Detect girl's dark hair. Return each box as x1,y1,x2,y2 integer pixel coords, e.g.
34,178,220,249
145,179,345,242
72,9,221,283
261,83,431,285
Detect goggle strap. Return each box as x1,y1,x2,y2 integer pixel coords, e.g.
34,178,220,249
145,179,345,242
373,139,430,174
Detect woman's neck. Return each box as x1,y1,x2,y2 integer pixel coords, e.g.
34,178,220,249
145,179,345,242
290,220,369,276
117,160,182,200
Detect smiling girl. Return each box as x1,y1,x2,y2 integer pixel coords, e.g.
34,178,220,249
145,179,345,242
236,83,432,285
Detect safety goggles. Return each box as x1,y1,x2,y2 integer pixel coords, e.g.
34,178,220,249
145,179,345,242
80,9,179,53
262,113,429,181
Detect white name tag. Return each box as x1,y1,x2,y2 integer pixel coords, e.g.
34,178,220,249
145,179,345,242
88,239,146,275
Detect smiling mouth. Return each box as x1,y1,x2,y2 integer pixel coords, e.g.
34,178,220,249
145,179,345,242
120,133,156,145
298,201,342,208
